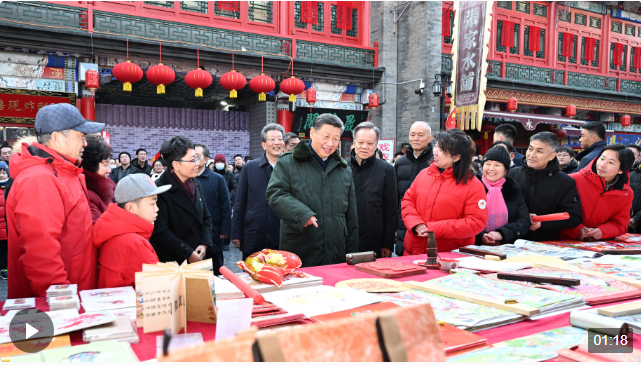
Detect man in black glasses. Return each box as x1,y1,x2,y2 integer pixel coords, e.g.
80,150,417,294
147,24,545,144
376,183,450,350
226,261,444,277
150,136,213,265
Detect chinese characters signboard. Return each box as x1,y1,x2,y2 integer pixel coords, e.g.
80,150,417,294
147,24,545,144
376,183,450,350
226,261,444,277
377,139,396,163
452,1,492,131
0,88,76,124
292,107,369,139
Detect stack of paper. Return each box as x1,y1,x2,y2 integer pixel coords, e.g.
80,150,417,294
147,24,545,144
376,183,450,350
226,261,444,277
425,273,586,316
83,316,139,344
261,286,380,318
79,287,137,313
375,289,524,332
46,284,77,298
456,257,531,272
3,298,35,311
453,240,602,260
10,339,139,362
48,295,80,311
214,272,323,300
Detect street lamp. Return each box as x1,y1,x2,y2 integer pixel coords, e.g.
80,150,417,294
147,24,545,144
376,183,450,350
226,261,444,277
433,72,452,130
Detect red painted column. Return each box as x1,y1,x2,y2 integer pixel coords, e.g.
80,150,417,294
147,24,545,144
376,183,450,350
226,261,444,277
76,97,83,114
277,109,294,133
81,96,96,121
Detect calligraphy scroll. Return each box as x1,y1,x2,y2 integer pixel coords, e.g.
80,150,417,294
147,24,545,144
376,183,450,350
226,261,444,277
451,1,493,131
614,42,624,66
301,1,318,25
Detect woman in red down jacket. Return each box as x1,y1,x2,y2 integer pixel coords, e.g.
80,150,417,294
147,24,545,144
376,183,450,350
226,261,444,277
561,144,635,241
402,129,488,254
81,136,116,223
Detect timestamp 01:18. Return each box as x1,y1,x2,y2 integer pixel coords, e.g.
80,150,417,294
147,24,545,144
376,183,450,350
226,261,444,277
587,328,634,354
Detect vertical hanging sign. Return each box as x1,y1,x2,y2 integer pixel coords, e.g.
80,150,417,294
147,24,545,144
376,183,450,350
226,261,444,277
451,1,493,131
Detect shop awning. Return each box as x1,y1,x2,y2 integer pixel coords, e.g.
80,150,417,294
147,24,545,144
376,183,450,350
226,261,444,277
483,111,585,131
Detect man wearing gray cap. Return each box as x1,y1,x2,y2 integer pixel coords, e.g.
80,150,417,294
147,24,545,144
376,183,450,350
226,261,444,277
5,103,104,299
94,174,171,288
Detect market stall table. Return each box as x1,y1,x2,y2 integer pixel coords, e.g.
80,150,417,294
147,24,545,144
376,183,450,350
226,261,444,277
2,254,640,361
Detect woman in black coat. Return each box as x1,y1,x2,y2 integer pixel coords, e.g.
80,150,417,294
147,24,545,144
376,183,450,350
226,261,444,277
475,146,530,245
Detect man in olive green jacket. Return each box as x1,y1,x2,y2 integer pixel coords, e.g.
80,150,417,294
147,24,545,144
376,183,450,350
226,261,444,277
266,114,359,267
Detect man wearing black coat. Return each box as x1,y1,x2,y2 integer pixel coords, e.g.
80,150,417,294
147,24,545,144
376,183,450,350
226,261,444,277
626,144,641,232
150,136,213,264
508,132,583,242
575,122,607,172
110,152,139,184
394,121,433,256
231,124,284,260
132,148,153,175
349,122,398,258
194,143,231,275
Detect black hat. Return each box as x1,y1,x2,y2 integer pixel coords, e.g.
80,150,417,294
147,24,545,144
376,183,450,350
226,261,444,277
483,145,511,172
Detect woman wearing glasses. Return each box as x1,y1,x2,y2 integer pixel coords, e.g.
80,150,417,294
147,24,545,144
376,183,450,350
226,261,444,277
80,135,115,223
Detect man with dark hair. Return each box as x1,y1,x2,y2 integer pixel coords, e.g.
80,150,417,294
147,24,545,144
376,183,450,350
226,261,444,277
244,156,253,163
508,132,583,241
0,145,12,163
556,146,578,174
394,121,433,256
576,121,607,172
233,124,285,260
232,154,244,177
392,152,404,165
132,148,152,175
6,103,104,298
193,143,231,275
494,123,524,167
266,114,358,267
627,144,641,232
150,136,213,264
284,132,300,153
111,152,139,184
626,144,641,168
349,122,398,258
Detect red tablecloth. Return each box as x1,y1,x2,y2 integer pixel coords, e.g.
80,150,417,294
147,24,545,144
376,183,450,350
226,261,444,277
4,254,641,361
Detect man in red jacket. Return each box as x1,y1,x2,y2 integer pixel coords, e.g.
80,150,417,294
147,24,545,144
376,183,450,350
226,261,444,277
6,103,104,299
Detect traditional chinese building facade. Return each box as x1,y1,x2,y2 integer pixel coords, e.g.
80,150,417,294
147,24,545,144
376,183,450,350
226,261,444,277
0,1,382,158
442,1,641,154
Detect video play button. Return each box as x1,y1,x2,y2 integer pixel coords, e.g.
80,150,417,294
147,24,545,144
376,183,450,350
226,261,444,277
9,309,54,353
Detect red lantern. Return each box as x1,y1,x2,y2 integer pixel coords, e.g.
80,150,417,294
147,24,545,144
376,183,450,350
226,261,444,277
84,70,99,92
146,63,175,94
185,68,212,97
622,114,632,127
280,76,305,102
566,104,576,118
112,60,143,92
369,93,379,111
220,70,246,99
507,97,518,113
306,87,317,111
249,73,275,102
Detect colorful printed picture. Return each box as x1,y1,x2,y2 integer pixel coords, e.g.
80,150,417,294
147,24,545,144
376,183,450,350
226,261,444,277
571,262,641,281
612,233,641,243
542,240,641,253
13,299,25,305
54,285,70,290
482,268,639,299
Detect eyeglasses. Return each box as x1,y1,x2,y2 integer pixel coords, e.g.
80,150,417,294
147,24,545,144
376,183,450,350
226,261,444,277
179,156,202,164
266,138,284,143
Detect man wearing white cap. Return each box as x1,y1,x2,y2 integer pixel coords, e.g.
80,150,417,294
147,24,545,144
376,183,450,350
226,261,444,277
6,103,105,298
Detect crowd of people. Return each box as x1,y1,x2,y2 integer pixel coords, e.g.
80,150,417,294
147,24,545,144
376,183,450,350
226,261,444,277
2,102,641,299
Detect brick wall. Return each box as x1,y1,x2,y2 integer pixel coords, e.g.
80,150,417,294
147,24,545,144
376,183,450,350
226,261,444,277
105,125,250,162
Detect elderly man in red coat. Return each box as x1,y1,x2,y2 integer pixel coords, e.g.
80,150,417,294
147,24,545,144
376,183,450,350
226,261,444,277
6,103,104,299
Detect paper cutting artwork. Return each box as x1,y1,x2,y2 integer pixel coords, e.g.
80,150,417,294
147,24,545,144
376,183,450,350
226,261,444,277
429,273,579,309
571,262,641,281
455,240,600,260
482,268,639,299
542,240,641,252
375,289,522,330
611,233,641,243
335,279,407,293
449,326,587,362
